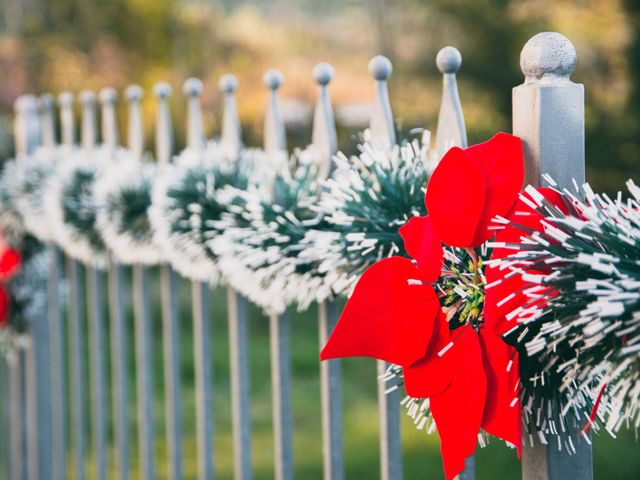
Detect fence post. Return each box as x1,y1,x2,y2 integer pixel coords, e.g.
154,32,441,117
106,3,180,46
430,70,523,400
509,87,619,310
512,31,591,480
39,92,68,480
81,89,109,480
154,81,184,480
100,86,131,480
434,46,468,156
218,73,254,480
366,55,403,480
262,68,294,480
183,76,215,480
311,62,344,480
58,90,87,480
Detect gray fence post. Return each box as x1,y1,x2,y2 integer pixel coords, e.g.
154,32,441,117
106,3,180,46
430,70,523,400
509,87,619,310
58,90,87,480
126,84,157,480
183,76,215,480
100,86,131,480
435,46,467,156
366,55,403,480
311,62,344,480
218,73,254,480
40,92,68,480
154,81,183,480
262,68,294,480
512,31,591,480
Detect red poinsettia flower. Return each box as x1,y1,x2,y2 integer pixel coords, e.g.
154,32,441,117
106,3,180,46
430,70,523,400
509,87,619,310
321,133,525,480
0,239,21,328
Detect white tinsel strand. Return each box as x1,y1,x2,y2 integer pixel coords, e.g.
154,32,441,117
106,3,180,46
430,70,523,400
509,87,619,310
210,147,333,314
95,154,161,265
44,146,113,268
494,180,640,436
149,141,268,283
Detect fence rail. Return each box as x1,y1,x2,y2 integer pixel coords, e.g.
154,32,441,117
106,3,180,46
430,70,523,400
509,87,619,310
0,31,592,480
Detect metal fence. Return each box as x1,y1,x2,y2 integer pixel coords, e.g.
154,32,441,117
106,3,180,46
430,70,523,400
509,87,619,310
0,31,592,480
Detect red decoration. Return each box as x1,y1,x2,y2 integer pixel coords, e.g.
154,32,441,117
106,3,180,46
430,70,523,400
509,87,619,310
0,237,21,328
321,133,525,480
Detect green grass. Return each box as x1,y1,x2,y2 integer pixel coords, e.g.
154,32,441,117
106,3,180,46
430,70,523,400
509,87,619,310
56,267,640,479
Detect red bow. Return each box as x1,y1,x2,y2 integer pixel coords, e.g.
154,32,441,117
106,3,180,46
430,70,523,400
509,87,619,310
321,133,525,479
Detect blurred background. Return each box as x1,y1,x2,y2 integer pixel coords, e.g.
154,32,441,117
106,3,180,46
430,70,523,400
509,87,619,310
1,1,639,479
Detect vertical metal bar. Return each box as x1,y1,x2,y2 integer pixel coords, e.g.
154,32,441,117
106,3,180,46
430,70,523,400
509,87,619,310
161,265,182,480
87,267,107,480
227,288,252,480
67,258,86,480
9,354,25,480
109,263,129,480
318,300,343,480
513,32,591,480
133,265,155,480
24,344,36,480
376,361,402,480
192,281,214,480
0,358,9,480
269,312,293,480
49,246,66,480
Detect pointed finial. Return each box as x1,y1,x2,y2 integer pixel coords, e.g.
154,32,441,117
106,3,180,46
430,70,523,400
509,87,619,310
125,85,144,161
39,93,56,148
153,81,174,164
13,95,40,156
80,90,97,150
263,69,286,153
182,77,206,151
311,62,337,179
368,55,395,149
434,46,467,159
58,92,75,147
99,87,119,150
520,32,577,84
218,74,242,154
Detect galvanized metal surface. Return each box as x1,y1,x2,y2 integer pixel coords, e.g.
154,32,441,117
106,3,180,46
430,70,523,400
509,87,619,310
368,56,395,150
9,352,27,480
227,288,253,480
133,265,156,480
513,32,592,480
435,46,467,156
0,358,9,480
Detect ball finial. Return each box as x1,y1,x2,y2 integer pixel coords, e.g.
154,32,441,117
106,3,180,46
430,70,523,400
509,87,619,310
39,93,55,109
153,82,172,99
14,94,38,112
182,77,203,97
125,85,143,102
219,74,238,94
80,90,96,105
263,69,284,90
436,46,462,74
312,62,334,86
368,55,393,81
99,87,117,104
58,92,74,107
520,32,577,81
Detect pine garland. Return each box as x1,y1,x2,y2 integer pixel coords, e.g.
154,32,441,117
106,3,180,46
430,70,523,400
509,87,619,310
150,142,267,282
493,180,640,438
95,154,160,265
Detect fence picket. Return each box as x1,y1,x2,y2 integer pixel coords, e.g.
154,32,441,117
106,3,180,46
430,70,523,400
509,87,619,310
9,351,27,480
513,32,592,480
310,62,344,480
263,69,294,480
218,74,254,480
183,77,215,480
155,82,184,480
366,55,403,480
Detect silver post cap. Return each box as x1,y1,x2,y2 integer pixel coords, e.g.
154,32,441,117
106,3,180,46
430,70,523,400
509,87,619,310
520,32,577,81
14,94,38,112
98,87,117,104
368,55,392,81
79,90,96,105
58,91,74,107
219,74,238,93
153,82,172,99
125,85,143,102
182,77,203,97
312,62,334,86
436,46,462,74
263,69,284,90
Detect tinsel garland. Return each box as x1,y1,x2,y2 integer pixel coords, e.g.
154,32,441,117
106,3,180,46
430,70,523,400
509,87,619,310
45,147,111,268
150,142,267,282
210,147,329,314
493,180,640,437
95,155,160,265
302,132,432,296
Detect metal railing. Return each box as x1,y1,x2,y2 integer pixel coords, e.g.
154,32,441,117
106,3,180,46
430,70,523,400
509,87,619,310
0,31,591,480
